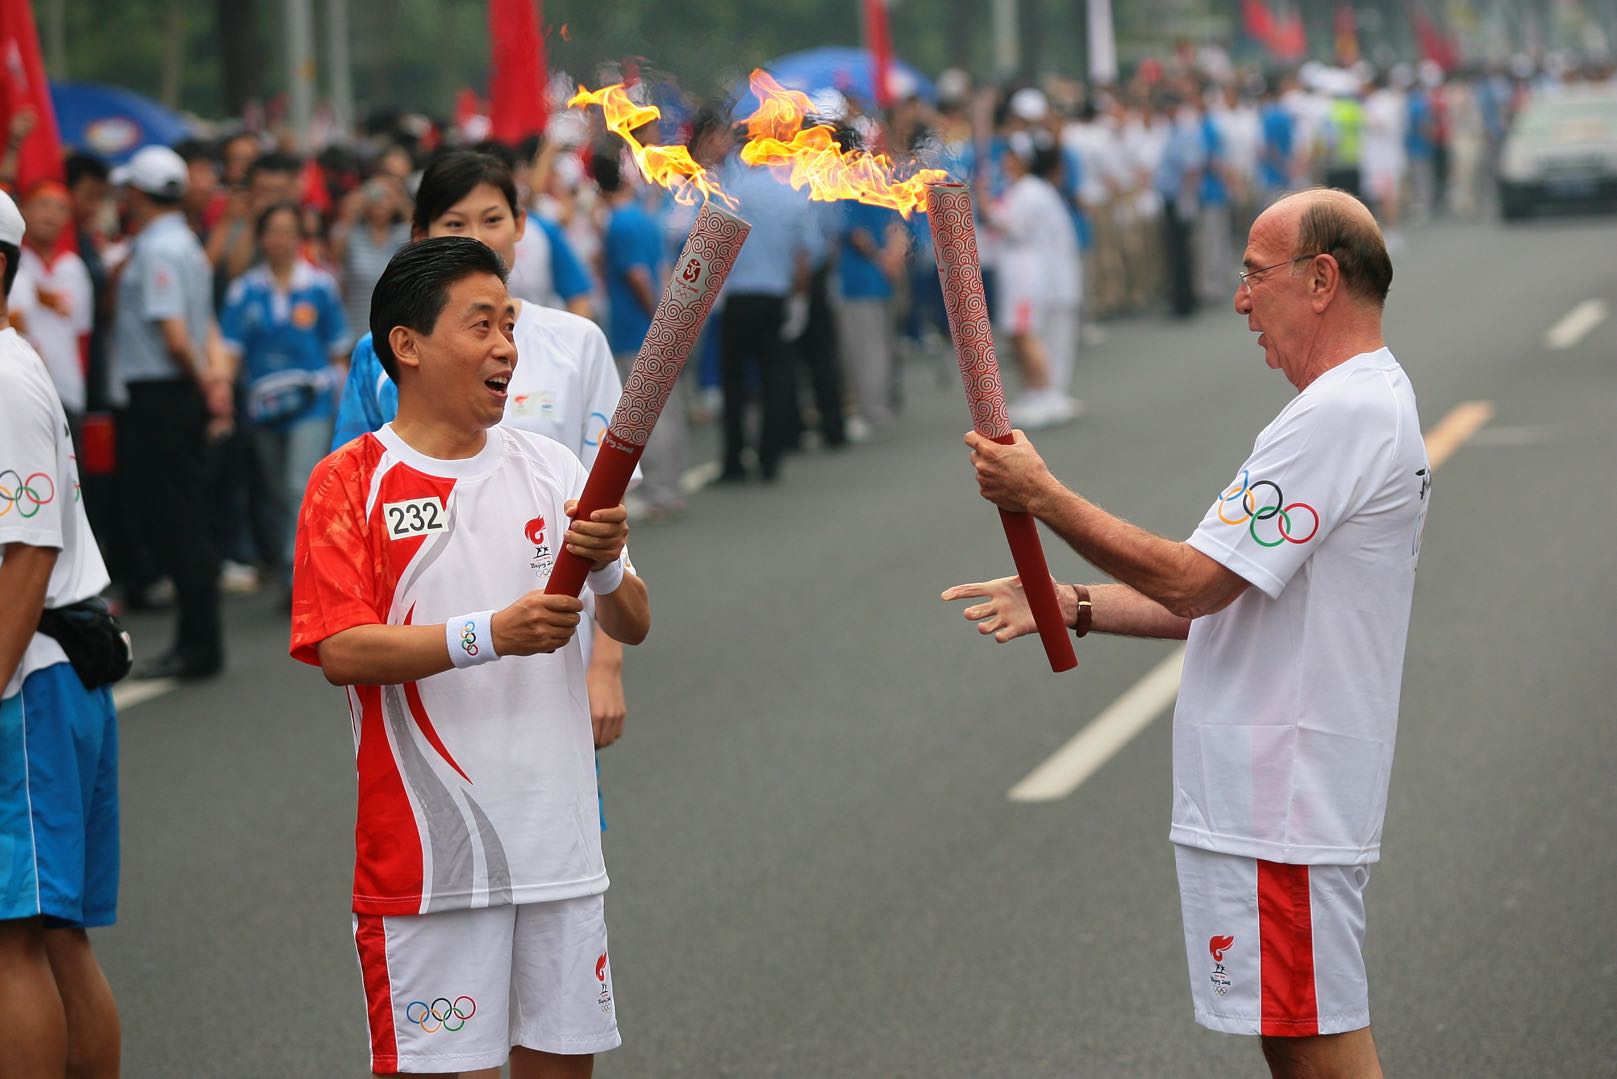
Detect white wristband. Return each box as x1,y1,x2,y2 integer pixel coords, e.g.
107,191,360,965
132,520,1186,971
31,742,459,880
447,610,499,668
587,558,626,596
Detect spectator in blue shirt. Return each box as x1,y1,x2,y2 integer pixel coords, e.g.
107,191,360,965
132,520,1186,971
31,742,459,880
1198,99,1233,303
837,198,903,435
599,155,687,516
219,202,348,585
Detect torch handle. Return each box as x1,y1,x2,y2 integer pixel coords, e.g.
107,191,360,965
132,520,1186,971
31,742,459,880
991,435,1079,673
543,431,646,599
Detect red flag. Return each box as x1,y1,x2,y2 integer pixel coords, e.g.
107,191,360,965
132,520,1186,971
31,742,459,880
862,0,894,110
1411,4,1459,73
1242,0,1276,45
0,0,65,192
1333,3,1359,67
1273,5,1307,61
489,0,548,145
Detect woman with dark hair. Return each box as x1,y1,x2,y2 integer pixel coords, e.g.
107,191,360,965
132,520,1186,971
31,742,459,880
332,149,635,753
218,201,350,592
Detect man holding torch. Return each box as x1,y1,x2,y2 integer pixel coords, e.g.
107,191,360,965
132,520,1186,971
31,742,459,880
946,189,1423,1079
292,237,647,1078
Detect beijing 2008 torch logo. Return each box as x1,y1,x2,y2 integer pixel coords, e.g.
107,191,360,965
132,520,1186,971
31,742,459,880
1209,935,1235,996
595,951,613,1014
525,515,553,579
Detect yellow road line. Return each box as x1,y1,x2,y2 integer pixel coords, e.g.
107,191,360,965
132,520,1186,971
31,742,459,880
1424,400,1494,469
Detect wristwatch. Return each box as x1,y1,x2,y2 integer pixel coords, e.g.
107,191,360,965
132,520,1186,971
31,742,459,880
1070,584,1093,638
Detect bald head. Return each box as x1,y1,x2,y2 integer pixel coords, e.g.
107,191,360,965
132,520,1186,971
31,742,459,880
1259,187,1393,309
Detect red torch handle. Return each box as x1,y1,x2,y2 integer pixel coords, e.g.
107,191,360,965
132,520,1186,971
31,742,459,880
543,430,645,598
991,441,1078,672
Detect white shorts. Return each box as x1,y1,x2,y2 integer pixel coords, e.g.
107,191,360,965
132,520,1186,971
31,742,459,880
352,894,620,1075
1173,844,1372,1038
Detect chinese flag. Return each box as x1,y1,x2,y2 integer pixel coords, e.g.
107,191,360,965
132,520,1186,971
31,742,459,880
0,0,65,192
489,0,548,144
863,0,894,110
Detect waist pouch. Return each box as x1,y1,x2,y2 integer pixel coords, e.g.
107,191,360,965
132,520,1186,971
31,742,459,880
37,597,134,690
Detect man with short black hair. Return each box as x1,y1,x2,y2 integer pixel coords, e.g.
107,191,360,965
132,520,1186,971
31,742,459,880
292,236,648,1078
946,188,1418,1079
112,146,232,679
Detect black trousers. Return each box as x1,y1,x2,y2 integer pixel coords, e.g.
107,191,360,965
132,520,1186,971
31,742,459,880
720,294,792,479
1162,197,1197,319
122,379,223,667
791,265,846,447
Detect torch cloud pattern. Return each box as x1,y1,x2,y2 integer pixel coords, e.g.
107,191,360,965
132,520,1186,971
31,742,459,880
924,182,1012,440
612,203,751,447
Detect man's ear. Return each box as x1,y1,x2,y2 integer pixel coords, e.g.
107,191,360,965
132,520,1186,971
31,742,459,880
389,325,423,373
1310,252,1341,313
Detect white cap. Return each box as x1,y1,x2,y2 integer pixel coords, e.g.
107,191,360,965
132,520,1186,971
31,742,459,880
1009,87,1049,122
0,188,23,247
111,145,189,198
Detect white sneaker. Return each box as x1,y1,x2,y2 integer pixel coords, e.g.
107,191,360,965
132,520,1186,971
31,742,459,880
219,560,260,594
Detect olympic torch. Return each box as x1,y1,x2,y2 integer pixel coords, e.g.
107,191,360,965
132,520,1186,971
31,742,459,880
545,201,751,597
925,181,1077,673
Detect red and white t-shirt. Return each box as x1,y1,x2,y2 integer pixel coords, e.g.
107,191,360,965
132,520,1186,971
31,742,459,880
290,423,625,915
1174,348,1428,866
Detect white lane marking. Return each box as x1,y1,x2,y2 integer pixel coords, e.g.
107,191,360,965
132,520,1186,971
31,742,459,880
1544,299,1609,351
113,678,177,712
1008,647,1186,803
1007,400,1494,804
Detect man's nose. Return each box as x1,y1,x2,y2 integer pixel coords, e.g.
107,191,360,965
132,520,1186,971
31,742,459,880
1234,284,1252,315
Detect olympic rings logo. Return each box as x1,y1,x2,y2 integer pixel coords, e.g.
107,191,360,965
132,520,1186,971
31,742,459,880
0,470,55,519
1216,470,1320,548
405,996,476,1033
459,621,480,657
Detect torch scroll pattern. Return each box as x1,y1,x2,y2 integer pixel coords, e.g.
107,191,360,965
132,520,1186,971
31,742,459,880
924,183,1012,440
611,203,752,447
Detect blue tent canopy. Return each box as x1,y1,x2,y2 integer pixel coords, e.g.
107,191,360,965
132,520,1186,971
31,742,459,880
731,46,937,119
50,81,193,163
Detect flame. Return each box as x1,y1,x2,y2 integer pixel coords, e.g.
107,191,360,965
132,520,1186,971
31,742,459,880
737,70,949,217
567,83,736,208
569,70,951,217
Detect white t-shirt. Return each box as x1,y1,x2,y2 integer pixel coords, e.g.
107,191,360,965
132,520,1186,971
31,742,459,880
1361,88,1408,178
506,303,624,471
18,249,94,415
290,423,631,914
507,213,557,310
1173,348,1428,866
990,175,1081,315
0,328,110,698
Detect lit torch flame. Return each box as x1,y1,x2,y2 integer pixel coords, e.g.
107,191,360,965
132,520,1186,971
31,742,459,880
570,70,950,217
567,83,737,209
737,70,949,217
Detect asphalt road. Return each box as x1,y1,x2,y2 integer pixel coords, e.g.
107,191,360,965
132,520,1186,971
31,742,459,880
99,209,1617,1078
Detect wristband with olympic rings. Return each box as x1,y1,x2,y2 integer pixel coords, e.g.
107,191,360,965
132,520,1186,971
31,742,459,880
446,610,499,669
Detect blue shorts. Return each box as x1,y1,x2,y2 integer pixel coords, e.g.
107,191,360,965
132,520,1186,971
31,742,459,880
0,662,120,927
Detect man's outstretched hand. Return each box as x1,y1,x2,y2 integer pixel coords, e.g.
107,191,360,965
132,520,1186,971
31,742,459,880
942,575,1076,644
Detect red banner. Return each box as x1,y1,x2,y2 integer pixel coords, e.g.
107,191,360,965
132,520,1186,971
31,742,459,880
862,0,894,110
0,0,65,192
489,0,548,144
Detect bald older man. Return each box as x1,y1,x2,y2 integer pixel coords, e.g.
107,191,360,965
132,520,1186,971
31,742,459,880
944,189,1425,1079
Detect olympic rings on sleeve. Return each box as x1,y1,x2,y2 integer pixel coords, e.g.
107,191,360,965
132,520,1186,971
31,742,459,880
1213,471,1320,546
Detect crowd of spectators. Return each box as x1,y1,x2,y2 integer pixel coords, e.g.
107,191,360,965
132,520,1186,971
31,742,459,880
2,47,1610,678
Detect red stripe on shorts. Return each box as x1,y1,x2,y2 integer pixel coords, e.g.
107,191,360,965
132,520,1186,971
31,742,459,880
354,914,399,1069
1257,860,1319,1036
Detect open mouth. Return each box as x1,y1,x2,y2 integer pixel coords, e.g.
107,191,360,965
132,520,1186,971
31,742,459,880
485,373,510,396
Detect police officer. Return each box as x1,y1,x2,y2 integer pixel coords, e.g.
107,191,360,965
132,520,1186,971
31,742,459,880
111,147,231,679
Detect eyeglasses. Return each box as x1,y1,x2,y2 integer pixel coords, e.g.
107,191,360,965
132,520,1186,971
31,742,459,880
1239,253,1323,294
